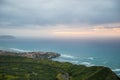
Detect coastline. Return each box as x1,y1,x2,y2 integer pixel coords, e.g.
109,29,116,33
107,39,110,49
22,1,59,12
0,50,60,59
0,55,120,80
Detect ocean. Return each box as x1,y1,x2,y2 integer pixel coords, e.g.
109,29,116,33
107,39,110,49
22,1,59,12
0,38,120,76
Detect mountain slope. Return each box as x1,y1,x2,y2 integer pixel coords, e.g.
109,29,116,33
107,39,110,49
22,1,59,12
0,55,119,80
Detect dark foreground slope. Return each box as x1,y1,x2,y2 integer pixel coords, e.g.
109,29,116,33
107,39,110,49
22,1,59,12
0,56,119,80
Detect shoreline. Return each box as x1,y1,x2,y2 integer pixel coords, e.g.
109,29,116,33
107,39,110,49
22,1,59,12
0,55,120,80
0,49,120,78
0,50,60,59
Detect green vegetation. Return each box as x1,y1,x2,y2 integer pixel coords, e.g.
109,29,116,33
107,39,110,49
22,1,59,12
0,55,119,80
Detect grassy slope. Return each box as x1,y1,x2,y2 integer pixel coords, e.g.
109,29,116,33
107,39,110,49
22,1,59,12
0,55,119,80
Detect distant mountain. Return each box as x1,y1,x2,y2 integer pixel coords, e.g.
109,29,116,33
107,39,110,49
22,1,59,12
0,35,16,39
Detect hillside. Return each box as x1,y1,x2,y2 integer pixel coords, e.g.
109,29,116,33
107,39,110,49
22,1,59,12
0,55,120,80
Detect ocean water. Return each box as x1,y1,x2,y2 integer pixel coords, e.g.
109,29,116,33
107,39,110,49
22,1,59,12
0,38,120,76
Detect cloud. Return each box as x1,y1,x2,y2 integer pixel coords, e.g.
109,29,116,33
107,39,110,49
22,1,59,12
53,27,120,38
0,23,120,38
0,0,120,38
0,0,120,27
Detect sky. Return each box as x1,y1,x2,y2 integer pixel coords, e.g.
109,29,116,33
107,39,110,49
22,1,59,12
0,0,120,39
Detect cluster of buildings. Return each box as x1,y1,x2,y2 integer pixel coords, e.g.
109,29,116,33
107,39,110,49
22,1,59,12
0,50,60,59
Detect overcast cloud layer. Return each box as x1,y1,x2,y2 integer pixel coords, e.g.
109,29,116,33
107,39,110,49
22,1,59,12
0,0,120,27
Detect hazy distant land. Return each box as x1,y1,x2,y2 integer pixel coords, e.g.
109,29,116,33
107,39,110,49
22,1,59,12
0,35,16,39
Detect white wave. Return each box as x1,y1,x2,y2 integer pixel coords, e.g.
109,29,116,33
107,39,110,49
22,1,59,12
80,62,94,67
69,60,79,64
62,60,78,64
103,61,108,64
112,69,120,72
118,73,120,76
61,54,75,59
9,48,30,52
87,57,94,60
53,58,79,64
